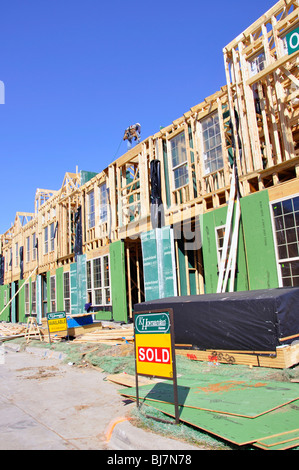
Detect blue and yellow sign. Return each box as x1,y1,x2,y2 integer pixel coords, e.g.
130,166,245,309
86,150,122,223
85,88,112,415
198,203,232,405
47,311,68,333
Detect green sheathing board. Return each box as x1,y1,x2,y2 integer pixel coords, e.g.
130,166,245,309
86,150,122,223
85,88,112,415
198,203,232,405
80,170,98,186
156,227,177,298
110,240,127,322
200,206,248,294
141,231,160,301
0,284,10,321
240,191,278,290
56,267,64,311
141,227,177,301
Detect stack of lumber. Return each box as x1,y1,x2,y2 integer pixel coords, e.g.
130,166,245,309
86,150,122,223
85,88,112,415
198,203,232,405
0,322,27,340
176,342,299,369
73,324,134,344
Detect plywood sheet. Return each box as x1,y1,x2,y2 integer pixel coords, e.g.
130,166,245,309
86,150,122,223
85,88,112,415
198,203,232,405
136,397,299,446
119,376,299,418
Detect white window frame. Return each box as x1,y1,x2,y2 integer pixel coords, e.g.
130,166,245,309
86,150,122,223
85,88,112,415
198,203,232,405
26,236,30,263
31,280,36,315
200,112,223,175
25,283,30,315
32,233,37,261
50,222,55,252
215,224,231,270
87,190,95,228
44,226,48,255
169,132,189,190
50,275,56,311
63,271,71,314
87,255,111,307
270,193,299,287
249,50,266,77
99,183,108,224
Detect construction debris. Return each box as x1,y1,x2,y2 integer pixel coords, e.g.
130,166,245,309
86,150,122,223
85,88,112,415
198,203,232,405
0,322,27,340
72,324,134,344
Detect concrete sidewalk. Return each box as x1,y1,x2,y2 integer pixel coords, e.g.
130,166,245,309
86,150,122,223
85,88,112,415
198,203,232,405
0,342,200,451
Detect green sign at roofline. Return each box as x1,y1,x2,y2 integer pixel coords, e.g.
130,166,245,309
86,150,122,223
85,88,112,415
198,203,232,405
287,27,299,55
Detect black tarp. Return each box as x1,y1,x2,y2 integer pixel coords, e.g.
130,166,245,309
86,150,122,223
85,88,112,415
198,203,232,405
134,287,299,351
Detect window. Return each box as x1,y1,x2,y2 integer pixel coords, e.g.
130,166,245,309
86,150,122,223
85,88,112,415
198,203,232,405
31,281,36,315
50,223,55,252
201,113,223,175
32,233,37,261
99,183,108,223
15,243,19,267
63,271,71,314
249,51,266,77
216,225,231,270
26,236,30,263
9,248,12,270
170,132,189,189
271,195,299,287
25,284,30,315
50,276,56,311
87,255,111,306
87,190,95,228
44,226,48,254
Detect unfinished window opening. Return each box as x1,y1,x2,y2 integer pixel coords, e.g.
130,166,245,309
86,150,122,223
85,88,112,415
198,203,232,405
248,177,259,193
261,175,274,188
86,255,111,307
63,271,71,314
201,112,223,175
170,132,189,189
271,194,299,287
218,192,227,206
50,275,56,311
277,167,297,183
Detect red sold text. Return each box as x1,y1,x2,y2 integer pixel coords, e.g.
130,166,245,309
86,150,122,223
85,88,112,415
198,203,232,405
138,347,171,364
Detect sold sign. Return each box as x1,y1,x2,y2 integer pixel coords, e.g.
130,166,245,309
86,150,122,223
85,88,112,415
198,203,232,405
133,308,179,423
138,346,171,364
134,310,175,379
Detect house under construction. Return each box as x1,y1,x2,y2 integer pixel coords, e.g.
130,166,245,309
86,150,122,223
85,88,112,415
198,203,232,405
0,0,298,341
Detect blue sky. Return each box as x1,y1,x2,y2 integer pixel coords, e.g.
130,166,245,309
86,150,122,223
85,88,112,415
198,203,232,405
0,0,275,234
